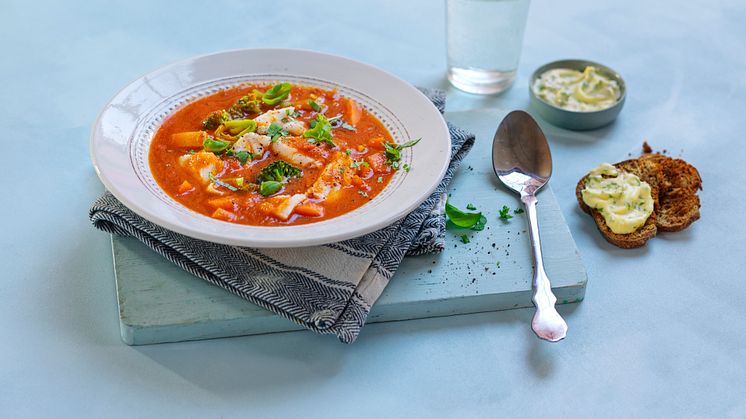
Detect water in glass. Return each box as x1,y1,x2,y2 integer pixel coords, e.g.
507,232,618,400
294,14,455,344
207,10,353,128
447,0,530,94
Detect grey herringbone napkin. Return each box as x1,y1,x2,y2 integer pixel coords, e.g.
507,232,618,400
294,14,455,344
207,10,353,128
90,88,474,343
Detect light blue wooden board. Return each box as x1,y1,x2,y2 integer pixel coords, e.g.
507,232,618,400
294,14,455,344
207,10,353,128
112,109,587,345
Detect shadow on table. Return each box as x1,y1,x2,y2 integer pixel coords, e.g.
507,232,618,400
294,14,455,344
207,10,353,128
131,303,582,394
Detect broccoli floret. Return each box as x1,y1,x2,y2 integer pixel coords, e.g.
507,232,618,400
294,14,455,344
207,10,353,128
202,110,230,130
255,161,301,183
228,94,261,118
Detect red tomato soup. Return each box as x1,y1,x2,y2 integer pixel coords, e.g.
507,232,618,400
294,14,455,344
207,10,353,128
149,83,403,226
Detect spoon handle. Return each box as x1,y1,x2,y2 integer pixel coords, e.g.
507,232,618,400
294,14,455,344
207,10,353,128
522,194,568,342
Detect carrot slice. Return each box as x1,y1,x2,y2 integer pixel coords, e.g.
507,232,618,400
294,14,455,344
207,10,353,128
294,203,324,217
366,136,386,150
177,180,194,194
345,98,363,126
171,131,207,148
207,197,237,210
211,208,236,221
366,152,390,173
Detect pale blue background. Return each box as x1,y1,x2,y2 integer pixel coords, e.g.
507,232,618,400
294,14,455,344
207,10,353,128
1,0,745,417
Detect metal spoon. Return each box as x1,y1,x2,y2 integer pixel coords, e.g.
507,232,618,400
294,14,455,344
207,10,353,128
492,110,568,342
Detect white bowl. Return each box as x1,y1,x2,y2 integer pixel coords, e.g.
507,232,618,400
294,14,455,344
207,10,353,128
90,49,451,247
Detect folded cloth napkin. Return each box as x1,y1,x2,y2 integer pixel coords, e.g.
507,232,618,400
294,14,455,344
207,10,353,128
90,88,474,343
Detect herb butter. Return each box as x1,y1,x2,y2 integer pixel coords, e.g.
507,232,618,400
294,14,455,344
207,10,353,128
581,163,653,234
533,66,621,112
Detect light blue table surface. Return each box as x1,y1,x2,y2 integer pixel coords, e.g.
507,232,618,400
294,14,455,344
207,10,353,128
2,0,745,417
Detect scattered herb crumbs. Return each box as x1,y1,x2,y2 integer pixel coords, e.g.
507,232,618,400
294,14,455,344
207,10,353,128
403,164,410,172
460,235,470,244
513,208,524,214
496,261,501,268
466,203,476,210
499,205,513,220
345,149,353,156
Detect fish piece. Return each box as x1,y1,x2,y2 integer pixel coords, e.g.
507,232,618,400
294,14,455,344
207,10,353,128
233,132,271,156
254,107,306,136
260,193,307,221
307,153,354,200
272,138,322,168
177,151,224,184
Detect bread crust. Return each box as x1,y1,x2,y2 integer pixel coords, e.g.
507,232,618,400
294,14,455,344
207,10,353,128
577,153,701,248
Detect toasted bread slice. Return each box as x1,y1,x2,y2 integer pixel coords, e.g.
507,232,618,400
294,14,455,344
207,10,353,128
639,153,702,231
577,152,702,248
576,159,662,248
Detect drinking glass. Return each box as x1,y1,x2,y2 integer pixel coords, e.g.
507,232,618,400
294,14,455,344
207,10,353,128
446,0,531,94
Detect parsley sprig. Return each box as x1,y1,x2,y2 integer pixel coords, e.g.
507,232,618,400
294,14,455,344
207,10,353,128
267,122,288,142
384,138,420,170
498,205,513,220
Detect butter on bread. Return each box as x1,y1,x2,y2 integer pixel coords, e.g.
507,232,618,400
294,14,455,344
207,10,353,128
576,145,702,248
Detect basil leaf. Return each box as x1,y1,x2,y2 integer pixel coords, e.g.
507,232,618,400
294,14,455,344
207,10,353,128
262,83,292,105
398,138,421,149
446,199,487,231
203,137,230,152
259,181,283,196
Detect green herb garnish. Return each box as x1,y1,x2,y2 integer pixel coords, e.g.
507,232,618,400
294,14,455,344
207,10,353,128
259,181,283,196
499,205,513,220
351,161,369,169
303,114,336,147
446,199,487,231
262,83,292,105
345,149,353,156
267,122,288,142
513,208,524,214
376,176,383,183
208,174,238,192
460,235,470,244
235,151,252,165
384,138,420,169
466,203,476,210
309,100,321,112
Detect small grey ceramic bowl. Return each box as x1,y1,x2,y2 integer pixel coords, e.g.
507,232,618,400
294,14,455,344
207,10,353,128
529,59,626,131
